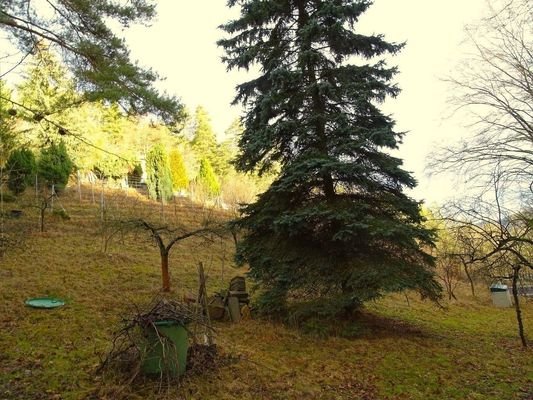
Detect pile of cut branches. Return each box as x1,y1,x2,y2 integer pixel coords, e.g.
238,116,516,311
97,297,215,386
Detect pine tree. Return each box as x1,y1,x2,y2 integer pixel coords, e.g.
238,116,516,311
1,1,184,124
169,149,189,191
223,118,243,154
191,106,218,163
145,144,173,201
16,47,78,150
217,118,243,176
18,45,77,117
93,103,129,178
191,106,216,157
219,0,441,312
197,158,220,197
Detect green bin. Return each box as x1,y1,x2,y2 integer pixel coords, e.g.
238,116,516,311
141,321,188,376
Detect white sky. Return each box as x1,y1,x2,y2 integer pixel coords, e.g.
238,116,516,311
123,0,489,205
2,0,491,205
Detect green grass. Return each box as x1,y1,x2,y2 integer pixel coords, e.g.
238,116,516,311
0,187,531,399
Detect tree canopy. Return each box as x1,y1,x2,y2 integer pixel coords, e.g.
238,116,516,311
0,0,185,124
37,140,74,189
0,80,17,167
6,148,36,195
220,0,441,312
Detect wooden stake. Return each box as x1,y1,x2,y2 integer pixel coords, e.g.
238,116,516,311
197,262,214,346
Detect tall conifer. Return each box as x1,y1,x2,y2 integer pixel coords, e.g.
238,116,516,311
191,106,218,164
169,149,189,191
145,144,173,202
197,158,220,197
219,0,441,312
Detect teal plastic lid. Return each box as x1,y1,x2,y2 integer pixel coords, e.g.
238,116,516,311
25,298,65,309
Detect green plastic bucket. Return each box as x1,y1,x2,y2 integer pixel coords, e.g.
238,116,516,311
141,321,188,377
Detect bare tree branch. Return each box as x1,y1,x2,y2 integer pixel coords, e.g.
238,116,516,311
429,0,533,196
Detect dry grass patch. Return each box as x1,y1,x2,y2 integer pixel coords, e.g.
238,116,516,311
0,187,531,399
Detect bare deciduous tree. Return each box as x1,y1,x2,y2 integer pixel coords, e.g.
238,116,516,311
35,191,55,233
431,0,532,196
132,212,227,292
436,251,461,301
443,173,532,347
453,227,486,298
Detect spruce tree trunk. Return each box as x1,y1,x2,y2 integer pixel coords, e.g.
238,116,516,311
297,1,336,202
230,227,238,249
161,249,171,292
511,265,527,348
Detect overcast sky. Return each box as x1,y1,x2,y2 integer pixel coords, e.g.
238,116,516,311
123,0,489,205
2,0,491,205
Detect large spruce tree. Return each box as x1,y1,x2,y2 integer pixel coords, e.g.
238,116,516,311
219,0,441,312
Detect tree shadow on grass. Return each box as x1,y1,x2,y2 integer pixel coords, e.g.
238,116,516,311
286,308,432,340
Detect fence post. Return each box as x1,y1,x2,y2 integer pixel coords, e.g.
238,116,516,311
51,184,55,212
77,171,82,202
100,178,105,222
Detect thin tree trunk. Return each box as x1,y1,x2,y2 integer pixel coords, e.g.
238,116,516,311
0,166,4,255
40,207,45,232
198,262,214,345
160,195,164,222
77,171,82,202
100,179,105,222
161,249,170,292
463,263,476,297
511,266,527,348
230,227,238,249
0,167,3,219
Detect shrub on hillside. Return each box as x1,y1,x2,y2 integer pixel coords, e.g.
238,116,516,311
38,141,74,190
169,149,188,192
145,144,173,201
6,148,36,195
197,158,220,197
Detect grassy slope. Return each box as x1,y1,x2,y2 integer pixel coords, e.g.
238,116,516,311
0,188,531,400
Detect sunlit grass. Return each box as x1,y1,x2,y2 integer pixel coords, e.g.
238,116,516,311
0,186,531,399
